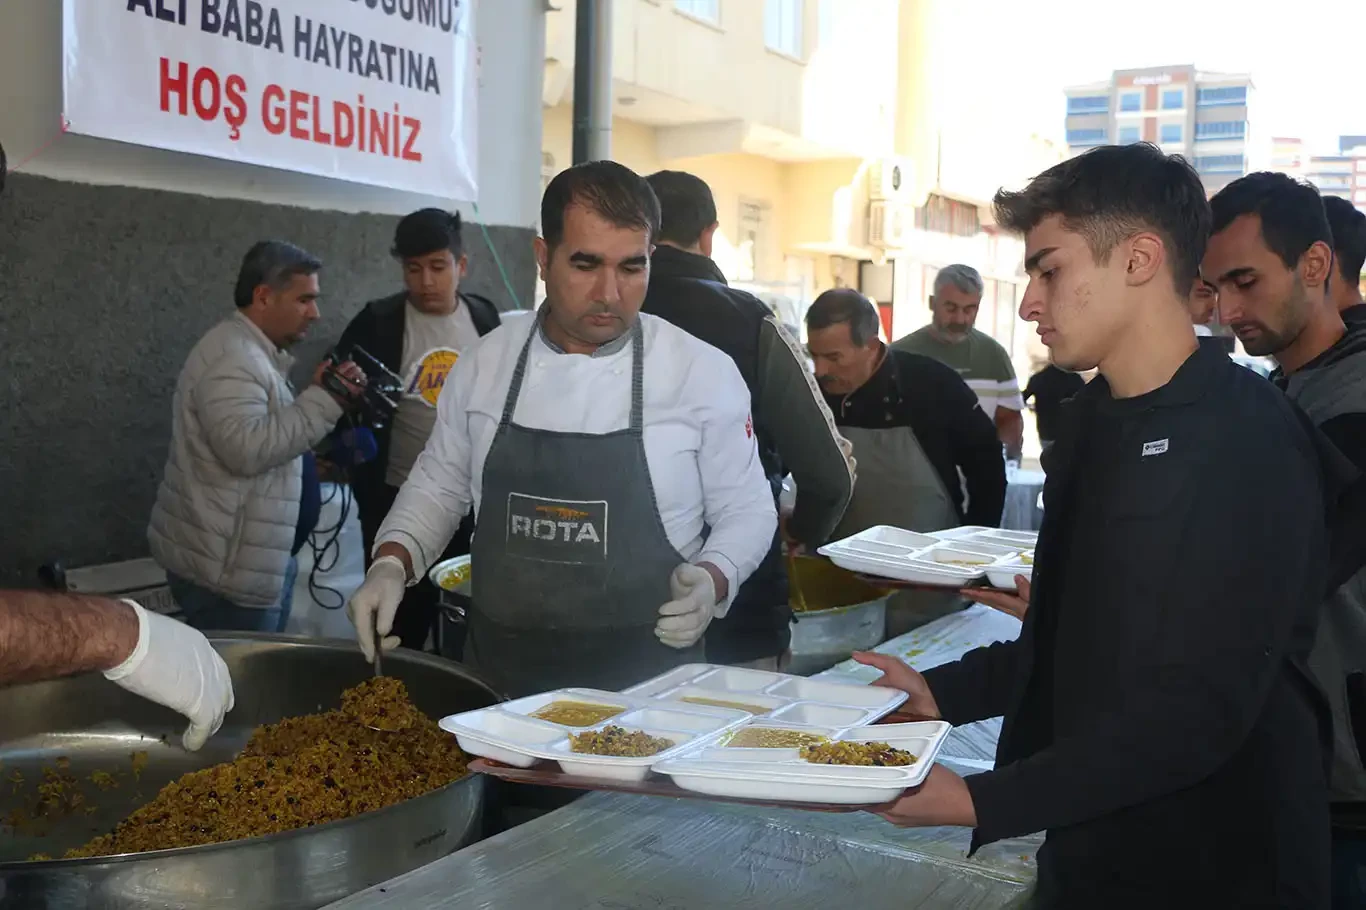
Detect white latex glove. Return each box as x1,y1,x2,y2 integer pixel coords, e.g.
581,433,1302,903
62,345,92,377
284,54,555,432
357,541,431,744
103,600,235,752
655,564,718,649
347,555,407,662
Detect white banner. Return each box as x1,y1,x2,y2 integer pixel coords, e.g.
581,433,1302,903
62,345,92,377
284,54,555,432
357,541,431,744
62,0,479,201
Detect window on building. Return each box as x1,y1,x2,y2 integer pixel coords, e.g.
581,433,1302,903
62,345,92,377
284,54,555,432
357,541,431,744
1118,125,1140,144
1195,155,1244,173
1196,86,1247,107
1067,128,1107,147
1067,95,1109,115
1120,92,1141,112
816,0,836,47
765,0,803,56
1160,123,1183,144
1161,88,1184,110
1196,120,1247,140
675,0,720,23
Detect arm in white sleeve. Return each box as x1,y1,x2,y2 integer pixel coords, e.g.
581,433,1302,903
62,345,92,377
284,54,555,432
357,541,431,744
691,353,779,616
198,357,342,478
374,353,479,578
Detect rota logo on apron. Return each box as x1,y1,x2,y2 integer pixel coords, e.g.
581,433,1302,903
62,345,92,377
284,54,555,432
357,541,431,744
505,493,609,564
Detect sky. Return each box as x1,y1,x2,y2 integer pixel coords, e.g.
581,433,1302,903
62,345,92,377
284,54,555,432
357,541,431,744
935,0,1364,155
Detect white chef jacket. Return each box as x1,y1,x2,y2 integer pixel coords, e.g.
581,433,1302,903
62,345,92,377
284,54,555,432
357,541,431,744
376,312,777,612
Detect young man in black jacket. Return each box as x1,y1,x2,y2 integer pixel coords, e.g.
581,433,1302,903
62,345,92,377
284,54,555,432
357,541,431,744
1204,172,1366,908
335,209,500,650
855,144,1334,908
641,170,854,669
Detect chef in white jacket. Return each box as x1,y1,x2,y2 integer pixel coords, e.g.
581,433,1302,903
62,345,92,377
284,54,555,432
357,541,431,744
348,161,777,697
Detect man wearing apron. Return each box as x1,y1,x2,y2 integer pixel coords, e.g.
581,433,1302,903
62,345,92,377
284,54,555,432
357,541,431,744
346,161,777,699
804,289,1006,636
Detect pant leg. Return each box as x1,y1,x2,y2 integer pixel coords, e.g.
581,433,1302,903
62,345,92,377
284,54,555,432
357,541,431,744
1333,828,1366,910
168,573,285,633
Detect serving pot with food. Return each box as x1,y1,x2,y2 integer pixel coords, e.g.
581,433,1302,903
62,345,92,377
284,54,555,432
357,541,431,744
0,634,500,910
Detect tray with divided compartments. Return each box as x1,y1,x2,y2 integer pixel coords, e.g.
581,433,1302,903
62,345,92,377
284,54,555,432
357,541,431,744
819,525,1037,589
620,663,907,724
653,717,952,804
439,688,750,781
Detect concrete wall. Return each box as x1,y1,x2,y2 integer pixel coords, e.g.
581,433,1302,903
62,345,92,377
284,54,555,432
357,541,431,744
0,0,545,584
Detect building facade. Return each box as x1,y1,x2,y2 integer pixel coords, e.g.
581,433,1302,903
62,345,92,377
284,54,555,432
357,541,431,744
539,0,1060,366
1064,64,1255,193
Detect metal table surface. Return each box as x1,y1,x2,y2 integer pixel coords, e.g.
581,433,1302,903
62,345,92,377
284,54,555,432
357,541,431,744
330,607,1036,910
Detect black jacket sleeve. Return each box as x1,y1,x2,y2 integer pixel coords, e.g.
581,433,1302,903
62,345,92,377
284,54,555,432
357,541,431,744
755,318,853,546
921,637,1028,725
962,415,1327,845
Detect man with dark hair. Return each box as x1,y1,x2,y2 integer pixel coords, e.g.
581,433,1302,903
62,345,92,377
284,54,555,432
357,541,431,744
348,161,776,697
1324,196,1366,325
894,264,1025,460
640,170,854,670
333,208,501,651
150,241,363,632
1205,171,1366,907
855,144,1335,907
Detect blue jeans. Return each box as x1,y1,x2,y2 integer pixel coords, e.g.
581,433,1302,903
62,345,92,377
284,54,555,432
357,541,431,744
168,558,296,633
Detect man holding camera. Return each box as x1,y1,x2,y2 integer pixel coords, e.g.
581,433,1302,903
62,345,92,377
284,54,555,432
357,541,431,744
148,241,363,633
334,209,502,650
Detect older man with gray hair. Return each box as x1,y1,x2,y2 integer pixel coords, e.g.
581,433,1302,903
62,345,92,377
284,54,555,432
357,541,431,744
893,264,1025,460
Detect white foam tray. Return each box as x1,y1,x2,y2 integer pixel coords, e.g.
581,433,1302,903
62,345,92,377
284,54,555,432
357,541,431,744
439,688,750,781
654,719,952,805
817,525,1036,588
620,663,907,724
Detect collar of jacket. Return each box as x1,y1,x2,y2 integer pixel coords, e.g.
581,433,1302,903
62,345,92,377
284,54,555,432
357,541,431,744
1074,340,1220,415
232,311,294,375
1271,319,1366,389
650,244,728,285
835,344,899,412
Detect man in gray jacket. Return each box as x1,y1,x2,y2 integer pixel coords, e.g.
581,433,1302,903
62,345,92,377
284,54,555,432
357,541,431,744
1205,172,1366,907
148,241,361,632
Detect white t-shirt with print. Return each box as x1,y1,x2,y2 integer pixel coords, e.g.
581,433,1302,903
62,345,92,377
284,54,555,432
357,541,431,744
385,302,481,487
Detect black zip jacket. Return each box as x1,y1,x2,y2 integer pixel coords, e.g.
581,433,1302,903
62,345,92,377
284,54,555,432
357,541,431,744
642,245,853,663
923,344,1334,908
335,291,501,560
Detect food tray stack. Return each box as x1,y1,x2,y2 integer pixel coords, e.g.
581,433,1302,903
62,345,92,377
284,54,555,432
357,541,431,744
817,525,1037,591
443,665,953,808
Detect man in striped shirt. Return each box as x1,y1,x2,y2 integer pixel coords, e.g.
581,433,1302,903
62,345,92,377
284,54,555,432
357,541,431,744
893,264,1025,460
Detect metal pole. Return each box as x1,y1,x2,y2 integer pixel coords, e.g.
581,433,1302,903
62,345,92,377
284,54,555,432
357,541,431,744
572,0,613,163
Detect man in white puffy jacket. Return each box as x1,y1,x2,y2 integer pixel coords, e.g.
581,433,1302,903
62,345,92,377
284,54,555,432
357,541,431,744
148,241,361,632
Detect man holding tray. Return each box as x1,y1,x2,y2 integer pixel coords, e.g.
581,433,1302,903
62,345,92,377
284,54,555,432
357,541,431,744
346,161,776,698
855,144,1337,908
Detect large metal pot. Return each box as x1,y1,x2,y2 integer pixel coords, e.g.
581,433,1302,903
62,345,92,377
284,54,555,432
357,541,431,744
430,556,471,661
0,634,500,910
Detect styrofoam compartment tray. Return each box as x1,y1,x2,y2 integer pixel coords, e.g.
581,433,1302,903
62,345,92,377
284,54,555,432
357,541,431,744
654,719,953,805
818,525,1037,588
621,663,908,724
440,687,751,781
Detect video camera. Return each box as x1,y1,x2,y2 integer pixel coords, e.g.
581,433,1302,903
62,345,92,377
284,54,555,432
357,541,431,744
321,345,403,430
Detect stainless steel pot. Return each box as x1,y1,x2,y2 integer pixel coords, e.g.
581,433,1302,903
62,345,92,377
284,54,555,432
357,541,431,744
430,556,471,661
0,634,500,910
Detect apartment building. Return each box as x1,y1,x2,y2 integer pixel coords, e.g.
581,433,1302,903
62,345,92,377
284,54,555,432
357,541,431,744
1270,135,1366,211
1064,65,1255,193
539,0,1058,364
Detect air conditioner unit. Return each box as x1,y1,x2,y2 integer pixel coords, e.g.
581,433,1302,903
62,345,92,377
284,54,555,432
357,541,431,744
868,157,913,201
868,200,911,249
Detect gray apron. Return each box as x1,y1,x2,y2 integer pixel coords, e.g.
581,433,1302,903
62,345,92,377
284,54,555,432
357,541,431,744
831,425,965,639
466,321,704,698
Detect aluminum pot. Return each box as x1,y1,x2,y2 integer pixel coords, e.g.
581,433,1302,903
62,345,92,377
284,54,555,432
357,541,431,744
0,634,500,910
429,556,471,661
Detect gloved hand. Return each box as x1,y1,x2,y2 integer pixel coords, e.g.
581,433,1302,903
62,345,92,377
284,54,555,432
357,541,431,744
655,563,718,649
103,600,235,752
347,555,407,662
